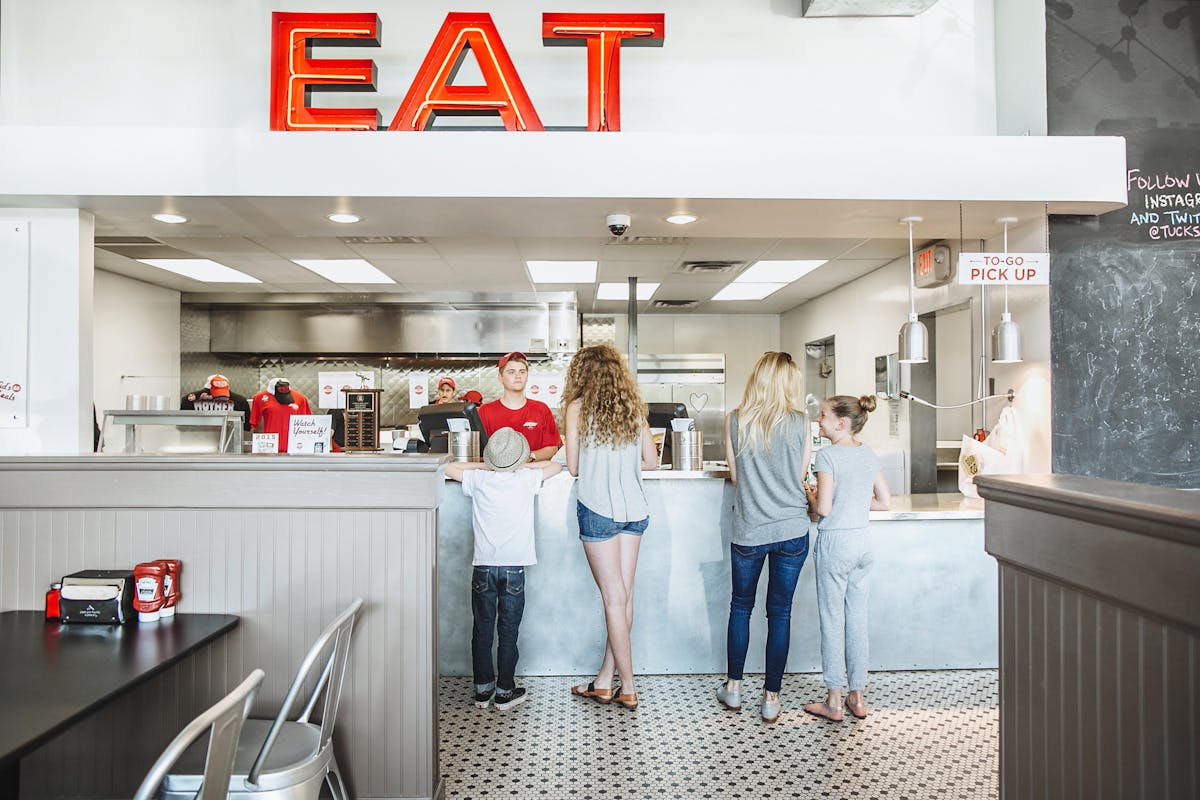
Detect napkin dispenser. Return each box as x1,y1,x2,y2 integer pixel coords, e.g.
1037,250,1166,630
59,570,136,624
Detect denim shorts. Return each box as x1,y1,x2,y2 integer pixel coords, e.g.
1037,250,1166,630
577,502,649,543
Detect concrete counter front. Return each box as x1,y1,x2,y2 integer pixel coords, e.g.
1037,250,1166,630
438,474,995,677
0,454,447,800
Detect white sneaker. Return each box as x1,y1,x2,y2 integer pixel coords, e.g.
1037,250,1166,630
715,682,741,710
761,693,781,723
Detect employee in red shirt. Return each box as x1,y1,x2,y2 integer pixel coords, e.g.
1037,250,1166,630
477,352,562,462
249,377,312,452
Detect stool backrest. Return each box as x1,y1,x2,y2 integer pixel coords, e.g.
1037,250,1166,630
134,668,265,800
247,598,364,786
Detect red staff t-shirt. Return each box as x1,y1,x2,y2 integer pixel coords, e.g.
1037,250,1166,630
477,398,562,454
250,391,312,452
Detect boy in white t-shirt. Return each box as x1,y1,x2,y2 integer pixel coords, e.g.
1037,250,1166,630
444,426,562,710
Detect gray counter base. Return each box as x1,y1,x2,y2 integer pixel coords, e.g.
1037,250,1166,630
439,476,997,677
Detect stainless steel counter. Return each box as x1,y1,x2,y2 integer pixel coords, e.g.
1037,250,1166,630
438,473,997,677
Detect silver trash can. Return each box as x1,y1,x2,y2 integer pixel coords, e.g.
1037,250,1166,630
449,430,482,463
671,430,702,471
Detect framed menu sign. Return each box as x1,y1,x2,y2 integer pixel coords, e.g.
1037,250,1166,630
0,223,30,428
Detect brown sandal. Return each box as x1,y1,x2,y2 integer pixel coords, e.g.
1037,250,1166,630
613,692,638,710
571,682,615,704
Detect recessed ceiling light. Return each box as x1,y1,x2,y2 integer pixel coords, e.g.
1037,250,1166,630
152,213,188,224
292,259,395,284
327,213,361,224
136,259,261,283
526,260,598,283
665,214,697,225
736,259,827,283
711,283,786,301
596,282,661,301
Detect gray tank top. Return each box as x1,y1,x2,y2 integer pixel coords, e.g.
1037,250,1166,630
577,437,649,522
729,411,810,546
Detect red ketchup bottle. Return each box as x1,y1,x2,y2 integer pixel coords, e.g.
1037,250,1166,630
45,582,62,622
132,562,166,622
158,559,183,618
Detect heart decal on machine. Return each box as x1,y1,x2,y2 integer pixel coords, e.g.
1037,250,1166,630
688,393,708,414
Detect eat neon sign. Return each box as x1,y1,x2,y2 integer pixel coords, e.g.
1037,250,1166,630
269,12,666,132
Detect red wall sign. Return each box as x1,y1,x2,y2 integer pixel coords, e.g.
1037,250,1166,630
270,11,665,132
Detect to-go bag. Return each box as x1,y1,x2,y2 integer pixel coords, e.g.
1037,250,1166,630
958,407,1024,499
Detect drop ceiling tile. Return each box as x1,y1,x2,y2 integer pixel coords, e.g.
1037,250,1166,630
156,237,275,256
838,238,911,259
679,239,774,262
756,238,868,259
252,237,359,259
597,260,675,281
517,238,604,260
343,242,441,259
600,241,687,262
431,238,521,260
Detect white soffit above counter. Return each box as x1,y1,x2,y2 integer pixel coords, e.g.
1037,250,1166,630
0,128,1127,214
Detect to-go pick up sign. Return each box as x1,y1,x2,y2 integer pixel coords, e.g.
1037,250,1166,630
957,253,1050,285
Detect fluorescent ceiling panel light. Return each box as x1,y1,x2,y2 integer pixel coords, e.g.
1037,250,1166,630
327,213,361,224
711,283,786,301
136,258,261,283
596,282,661,301
292,259,395,284
526,260,597,283
736,260,826,283
152,213,188,224
665,214,697,225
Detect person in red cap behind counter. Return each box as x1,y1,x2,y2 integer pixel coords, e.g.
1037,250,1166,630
180,374,252,430
249,377,311,452
477,352,562,462
433,376,457,404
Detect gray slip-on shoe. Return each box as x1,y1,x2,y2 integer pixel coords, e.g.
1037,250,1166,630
716,682,742,710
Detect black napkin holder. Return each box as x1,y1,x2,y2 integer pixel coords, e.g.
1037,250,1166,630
59,569,136,624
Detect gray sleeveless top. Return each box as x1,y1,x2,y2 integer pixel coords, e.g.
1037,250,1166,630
729,411,810,546
577,436,649,522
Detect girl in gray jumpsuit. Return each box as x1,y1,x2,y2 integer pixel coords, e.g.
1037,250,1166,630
803,395,890,722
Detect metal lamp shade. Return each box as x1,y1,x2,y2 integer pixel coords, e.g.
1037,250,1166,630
991,312,1022,363
898,316,928,363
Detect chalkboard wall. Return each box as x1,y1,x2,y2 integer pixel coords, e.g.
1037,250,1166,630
1047,1,1200,488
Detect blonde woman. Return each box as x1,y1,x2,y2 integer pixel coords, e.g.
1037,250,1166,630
564,344,658,711
715,351,812,723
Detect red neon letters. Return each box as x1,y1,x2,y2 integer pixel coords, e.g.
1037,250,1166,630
270,13,382,131
268,11,665,132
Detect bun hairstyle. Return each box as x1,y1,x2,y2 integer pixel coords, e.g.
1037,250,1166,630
827,394,878,435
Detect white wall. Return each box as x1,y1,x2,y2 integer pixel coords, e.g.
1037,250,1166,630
994,0,1048,135
0,0,997,135
0,210,93,455
607,313,780,406
781,217,1052,485
93,270,182,421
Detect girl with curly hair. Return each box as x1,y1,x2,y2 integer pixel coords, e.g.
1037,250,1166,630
564,344,658,711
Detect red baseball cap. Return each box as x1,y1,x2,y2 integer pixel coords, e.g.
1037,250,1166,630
498,351,527,370
461,390,483,404
438,376,456,390
207,374,231,398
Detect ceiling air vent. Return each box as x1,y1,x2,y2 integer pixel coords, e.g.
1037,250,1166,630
652,299,701,309
338,235,427,245
675,260,742,275
94,236,162,245
606,235,687,245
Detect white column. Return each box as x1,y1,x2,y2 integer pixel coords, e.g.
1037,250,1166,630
0,209,93,455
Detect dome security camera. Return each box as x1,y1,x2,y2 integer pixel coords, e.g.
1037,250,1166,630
606,213,631,237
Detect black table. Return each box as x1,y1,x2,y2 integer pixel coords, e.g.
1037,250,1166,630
0,611,238,795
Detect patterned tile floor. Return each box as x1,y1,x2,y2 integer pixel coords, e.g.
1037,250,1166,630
439,670,998,800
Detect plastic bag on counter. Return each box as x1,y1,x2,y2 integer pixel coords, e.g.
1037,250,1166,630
959,406,1025,499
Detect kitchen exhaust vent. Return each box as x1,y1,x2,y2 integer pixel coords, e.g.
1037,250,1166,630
652,299,700,309
338,235,427,245
675,260,742,275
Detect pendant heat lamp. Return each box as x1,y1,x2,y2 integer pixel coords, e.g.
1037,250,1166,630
898,216,928,364
991,217,1023,363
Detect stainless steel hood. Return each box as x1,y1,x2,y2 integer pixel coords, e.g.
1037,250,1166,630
187,293,577,355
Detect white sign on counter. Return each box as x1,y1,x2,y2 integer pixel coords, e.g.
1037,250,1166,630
526,371,564,409
251,433,279,453
287,415,332,454
0,224,30,428
317,370,376,409
957,252,1050,285
409,372,430,408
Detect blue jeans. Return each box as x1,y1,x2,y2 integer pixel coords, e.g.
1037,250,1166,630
726,535,810,693
471,565,526,692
